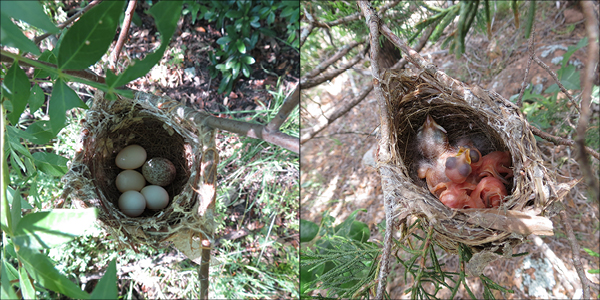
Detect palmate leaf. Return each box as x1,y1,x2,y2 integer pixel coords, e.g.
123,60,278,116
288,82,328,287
57,1,125,69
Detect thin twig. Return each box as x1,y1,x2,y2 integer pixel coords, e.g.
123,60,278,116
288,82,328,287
109,0,137,70
575,0,600,202
532,55,581,113
559,211,591,299
529,125,599,160
303,39,365,79
300,5,315,47
516,23,536,108
300,46,368,89
34,0,103,45
300,83,374,144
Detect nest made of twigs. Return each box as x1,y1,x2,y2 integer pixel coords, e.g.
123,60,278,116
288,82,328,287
379,69,576,262
61,91,218,251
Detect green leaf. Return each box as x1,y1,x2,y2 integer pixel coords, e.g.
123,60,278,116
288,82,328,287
24,121,55,145
7,187,22,232
109,0,183,88
57,1,125,69
584,248,600,257
242,64,251,78
0,12,41,55
48,78,87,134
19,265,36,300
5,126,34,161
13,208,99,250
28,84,45,114
34,50,58,79
1,259,19,300
241,55,255,65
90,260,118,299
217,36,232,45
17,247,91,299
300,219,319,243
4,63,31,125
32,152,68,176
560,65,581,90
0,1,60,33
1,1,59,34
236,40,246,54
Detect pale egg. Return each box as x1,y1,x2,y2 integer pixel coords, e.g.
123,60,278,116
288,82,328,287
115,170,146,192
142,157,176,186
115,145,147,169
118,191,146,217
140,185,169,210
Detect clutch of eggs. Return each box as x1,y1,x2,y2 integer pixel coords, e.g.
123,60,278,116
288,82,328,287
115,145,174,217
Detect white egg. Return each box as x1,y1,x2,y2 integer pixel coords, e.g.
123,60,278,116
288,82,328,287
115,170,146,192
118,191,146,217
115,145,147,169
140,185,169,210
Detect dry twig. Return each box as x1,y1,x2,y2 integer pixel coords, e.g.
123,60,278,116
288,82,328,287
559,211,591,299
516,23,536,108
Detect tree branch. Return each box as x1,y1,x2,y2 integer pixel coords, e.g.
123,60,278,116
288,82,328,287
575,0,600,201
109,0,137,70
528,125,599,160
265,85,299,132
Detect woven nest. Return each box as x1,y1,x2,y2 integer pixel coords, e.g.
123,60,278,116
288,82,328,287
62,90,218,252
379,69,576,270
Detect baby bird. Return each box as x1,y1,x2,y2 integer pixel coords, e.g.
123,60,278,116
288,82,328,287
471,176,508,208
416,114,449,159
416,115,474,196
477,151,513,184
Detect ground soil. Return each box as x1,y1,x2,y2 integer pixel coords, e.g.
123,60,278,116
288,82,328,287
301,1,599,299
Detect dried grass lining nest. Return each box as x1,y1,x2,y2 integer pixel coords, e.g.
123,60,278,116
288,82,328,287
62,90,218,255
379,69,576,272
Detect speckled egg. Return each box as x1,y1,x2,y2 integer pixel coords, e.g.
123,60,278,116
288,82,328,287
142,157,176,186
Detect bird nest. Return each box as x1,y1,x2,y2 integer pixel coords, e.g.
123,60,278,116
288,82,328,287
379,69,576,271
61,90,218,253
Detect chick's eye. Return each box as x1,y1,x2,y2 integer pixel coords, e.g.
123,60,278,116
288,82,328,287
469,149,480,163
458,163,471,177
445,157,457,169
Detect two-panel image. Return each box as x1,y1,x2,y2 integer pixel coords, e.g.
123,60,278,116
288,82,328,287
1,0,598,299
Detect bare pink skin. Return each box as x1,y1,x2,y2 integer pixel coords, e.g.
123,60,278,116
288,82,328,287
438,181,485,209
470,176,508,208
416,115,512,209
476,151,513,184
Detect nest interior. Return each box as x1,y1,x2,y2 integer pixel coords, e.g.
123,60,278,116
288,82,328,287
379,69,571,260
63,91,217,250
98,117,192,219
